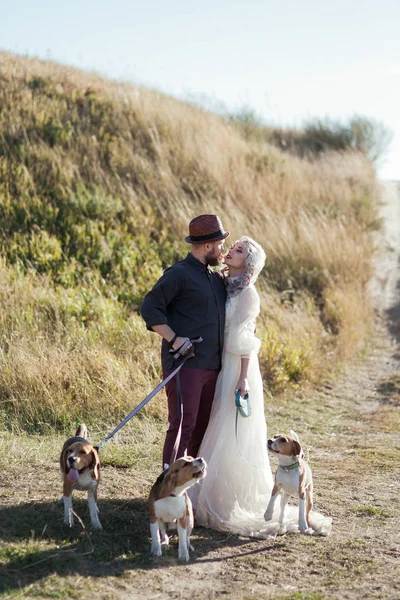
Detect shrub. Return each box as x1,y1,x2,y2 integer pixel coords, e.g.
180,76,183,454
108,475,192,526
229,107,392,164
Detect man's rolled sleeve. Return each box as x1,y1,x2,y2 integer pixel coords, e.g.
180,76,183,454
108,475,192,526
140,267,183,331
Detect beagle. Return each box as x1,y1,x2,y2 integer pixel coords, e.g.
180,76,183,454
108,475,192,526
59,424,102,530
264,431,313,533
148,456,207,562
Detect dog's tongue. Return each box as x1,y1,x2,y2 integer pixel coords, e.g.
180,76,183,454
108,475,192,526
67,468,79,483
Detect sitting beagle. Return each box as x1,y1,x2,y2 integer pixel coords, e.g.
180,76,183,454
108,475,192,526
148,456,207,562
59,424,102,530
264,431,313,533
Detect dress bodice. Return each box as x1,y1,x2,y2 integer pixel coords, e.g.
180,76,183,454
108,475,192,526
223,286,261,358
225,294,240,330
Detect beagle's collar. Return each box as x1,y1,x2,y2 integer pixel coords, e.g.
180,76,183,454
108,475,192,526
279,461,300,472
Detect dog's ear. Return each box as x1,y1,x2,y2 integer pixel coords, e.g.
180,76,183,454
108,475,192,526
292,440,302,457
61,447,70,474
289,430,300,443
158,470,177,499
91,448,100,481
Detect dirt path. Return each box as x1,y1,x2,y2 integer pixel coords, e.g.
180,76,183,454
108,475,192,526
1,182,400,600
128,180,400,599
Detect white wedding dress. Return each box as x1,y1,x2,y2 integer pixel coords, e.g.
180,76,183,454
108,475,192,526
191,285,332,537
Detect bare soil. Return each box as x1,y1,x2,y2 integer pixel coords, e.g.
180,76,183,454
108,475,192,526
0,182,399,600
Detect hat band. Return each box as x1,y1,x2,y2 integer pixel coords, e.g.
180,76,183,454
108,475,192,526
189,229,225,242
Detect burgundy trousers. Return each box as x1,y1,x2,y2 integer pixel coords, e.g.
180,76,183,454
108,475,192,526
162,367,219,467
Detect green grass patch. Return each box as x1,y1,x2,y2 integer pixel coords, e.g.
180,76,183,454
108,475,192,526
99,446,138,469
352,505,392,518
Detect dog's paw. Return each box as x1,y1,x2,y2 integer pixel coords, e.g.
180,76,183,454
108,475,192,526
63,518,74,527
277,524,287,536
151,543,162,557
160,534,169,546
299,521,310,533
178,548,190,562
299,526,313,535
91,521,103,530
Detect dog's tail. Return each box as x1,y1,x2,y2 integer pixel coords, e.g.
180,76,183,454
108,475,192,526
75,423,88,439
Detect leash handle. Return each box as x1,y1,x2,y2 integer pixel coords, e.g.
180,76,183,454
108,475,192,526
235,390,249,404
169,336,203,360
235,391,251,417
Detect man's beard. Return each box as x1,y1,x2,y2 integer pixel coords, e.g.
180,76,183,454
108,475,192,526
205,254,220,267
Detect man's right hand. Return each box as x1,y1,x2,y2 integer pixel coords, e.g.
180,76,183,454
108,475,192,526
172,336,193,355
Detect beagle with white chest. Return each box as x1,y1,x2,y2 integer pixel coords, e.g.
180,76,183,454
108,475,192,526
59,424,102,530
264,431,313,533
148,456,207,562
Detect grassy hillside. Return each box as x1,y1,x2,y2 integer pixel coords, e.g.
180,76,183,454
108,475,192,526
0,52,381,432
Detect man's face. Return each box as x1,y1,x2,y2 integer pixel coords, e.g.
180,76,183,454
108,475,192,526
204,240,225,266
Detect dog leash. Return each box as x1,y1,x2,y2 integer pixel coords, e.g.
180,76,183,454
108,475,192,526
234,391,261,469
168,366,185,466
168,337,202,465
234,390,251,443
97,338,202,450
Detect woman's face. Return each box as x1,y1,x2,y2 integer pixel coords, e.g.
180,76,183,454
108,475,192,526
224,241,248,271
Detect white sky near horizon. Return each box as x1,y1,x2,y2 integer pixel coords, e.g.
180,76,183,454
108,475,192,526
1,0,400,179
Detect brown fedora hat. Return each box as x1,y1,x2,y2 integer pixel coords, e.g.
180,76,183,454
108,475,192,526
185,214,230,244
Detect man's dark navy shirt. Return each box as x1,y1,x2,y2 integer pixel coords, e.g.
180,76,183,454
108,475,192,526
140,253,227,372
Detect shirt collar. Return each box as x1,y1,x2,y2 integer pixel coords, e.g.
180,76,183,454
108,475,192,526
185,252,209,273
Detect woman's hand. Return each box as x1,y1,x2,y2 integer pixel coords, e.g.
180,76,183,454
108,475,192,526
235,378,249,396
220,265,230,278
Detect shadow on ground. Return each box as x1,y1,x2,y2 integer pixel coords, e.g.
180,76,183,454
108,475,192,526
0,498,281,594
376,373,400,407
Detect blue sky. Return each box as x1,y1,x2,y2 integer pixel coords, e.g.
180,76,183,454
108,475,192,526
2,0,400,178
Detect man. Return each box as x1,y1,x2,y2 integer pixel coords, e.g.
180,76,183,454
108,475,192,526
141,214,229,466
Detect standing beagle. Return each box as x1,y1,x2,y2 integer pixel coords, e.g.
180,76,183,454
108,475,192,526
60,424,102,530
264,432,313,533
148,456,207,561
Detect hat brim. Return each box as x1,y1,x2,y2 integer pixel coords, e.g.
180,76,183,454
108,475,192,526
184,231,230,244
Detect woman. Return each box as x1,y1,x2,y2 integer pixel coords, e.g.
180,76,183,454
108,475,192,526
191,236,331,537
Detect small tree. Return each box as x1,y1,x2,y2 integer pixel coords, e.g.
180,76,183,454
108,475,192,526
349,116,393,164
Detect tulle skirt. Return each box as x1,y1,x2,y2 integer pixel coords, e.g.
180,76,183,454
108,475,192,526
190,350,332,538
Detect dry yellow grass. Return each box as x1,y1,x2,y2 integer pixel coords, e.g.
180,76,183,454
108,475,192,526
0,52,382,430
